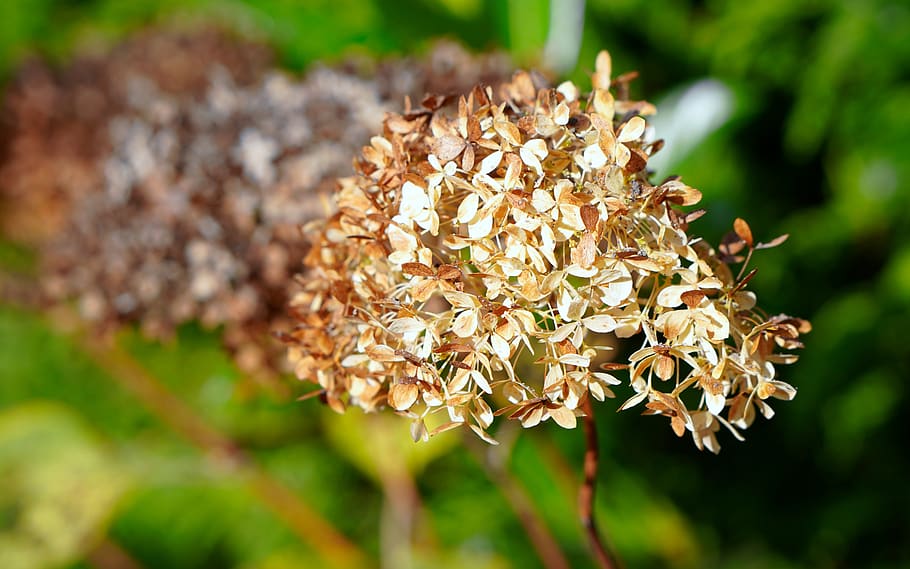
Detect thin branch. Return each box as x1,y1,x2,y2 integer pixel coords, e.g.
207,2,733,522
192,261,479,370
86,537,144,569
468,427,572,569
377,463,422,569
67,323,371,569
579,397,619,569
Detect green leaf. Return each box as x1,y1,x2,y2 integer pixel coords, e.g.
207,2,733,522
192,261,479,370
0,403,129,569
323,410,458,484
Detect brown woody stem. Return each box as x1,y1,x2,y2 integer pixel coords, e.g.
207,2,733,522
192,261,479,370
467,431,571,569
579,398,619,569
377,464,423,569
71,326,370,569
87,537,144,569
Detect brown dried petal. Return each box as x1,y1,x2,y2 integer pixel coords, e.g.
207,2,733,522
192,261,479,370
411,278,439,301
734,218,754,247
436,264,462,280
661,181,703,206
461,143,475,171
720,231,747,257
494,119,522,147
655,354,675,380
671,416,686,437
580,204,600,233
624,148,648,174
680,290,706,308
367,345,405,362
402,262,435,277
592,50,612,91
571,233,597,268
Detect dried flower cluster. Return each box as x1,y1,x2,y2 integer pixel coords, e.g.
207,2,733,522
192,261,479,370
285,52,810,451
7,30,512,377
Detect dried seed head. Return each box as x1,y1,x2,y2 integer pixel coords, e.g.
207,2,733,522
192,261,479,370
284,50,809,451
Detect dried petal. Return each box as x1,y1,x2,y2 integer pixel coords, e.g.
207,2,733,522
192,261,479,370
549,406,577,429
617,116,646,143
734,218,754,247
389,383,419,411
402,262,435,277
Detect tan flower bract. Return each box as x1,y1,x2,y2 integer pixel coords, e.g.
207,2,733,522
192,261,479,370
285,51,809,452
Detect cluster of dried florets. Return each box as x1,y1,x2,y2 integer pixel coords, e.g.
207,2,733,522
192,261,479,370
284,52,810,451
9,30,511,378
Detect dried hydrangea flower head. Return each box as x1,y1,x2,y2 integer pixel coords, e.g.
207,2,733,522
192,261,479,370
21,33,512,379
285,51,810,451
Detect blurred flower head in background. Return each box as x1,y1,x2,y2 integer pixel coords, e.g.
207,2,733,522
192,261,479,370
284,51,809,451
0,28,272,245
0,29,513,380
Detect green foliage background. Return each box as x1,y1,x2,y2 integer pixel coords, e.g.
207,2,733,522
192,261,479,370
1,0,908,567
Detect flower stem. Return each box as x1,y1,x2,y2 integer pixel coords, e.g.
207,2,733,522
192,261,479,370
468,428,572,569
87,537,144,569
579,397,619,569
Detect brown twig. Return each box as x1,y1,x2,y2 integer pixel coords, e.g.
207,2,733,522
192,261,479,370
69,325,371,569
467,428,572,569
579,397,619,569
378,472,419,569
376,456,423,569
86,537,145,569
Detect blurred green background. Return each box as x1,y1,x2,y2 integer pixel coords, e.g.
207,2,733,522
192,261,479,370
1,0,908,568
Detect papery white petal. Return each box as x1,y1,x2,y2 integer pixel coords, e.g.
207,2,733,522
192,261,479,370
553,102,570,125
592,372,622,386
443,291,477,309
519,147,542,175
457,193,480,224
583,144,608,169
566,264,598,278
618,390,649,411
706,391,726,416
617,116,646,142
549,406,577,429
532,189,556,213
400,181,429,219
582,314,618,333
479,150,503,175
490,333,511,361
549,322,578,343
657,285,691,308
452,310,478,338
524,138,548,159
471,370,493,394
468,215,494,239
558,353,591,367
